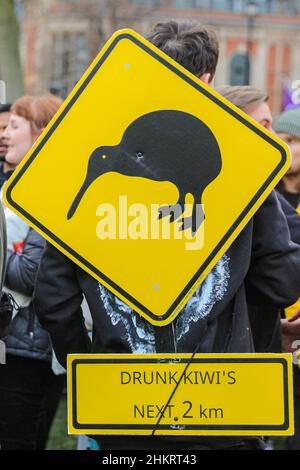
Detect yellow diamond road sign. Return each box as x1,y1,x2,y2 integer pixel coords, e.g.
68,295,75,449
4,29,290,326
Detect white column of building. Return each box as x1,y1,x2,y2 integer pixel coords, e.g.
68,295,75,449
291,33,300,82
214,28,228,87
251,28,267,92
273,37,284,114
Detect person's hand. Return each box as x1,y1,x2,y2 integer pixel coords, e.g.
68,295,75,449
281,309,300,353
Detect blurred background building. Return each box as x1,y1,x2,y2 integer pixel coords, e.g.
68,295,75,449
1,0,300,114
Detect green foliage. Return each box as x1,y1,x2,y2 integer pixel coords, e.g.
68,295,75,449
47,396,77,451
0,0,24,101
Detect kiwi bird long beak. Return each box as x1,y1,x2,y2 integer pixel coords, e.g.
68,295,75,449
67,176,93,220
67,147,114,220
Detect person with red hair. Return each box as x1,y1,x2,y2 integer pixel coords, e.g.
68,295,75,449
0,94,64,450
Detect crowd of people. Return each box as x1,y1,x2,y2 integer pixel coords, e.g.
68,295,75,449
0,19,300,451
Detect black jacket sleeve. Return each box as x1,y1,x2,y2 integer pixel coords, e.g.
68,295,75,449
33,242,91,368
5,228,45,297
276,191,300,245
246,190,300,308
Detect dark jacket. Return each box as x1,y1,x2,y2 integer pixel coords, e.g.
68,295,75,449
249,190,300,353
0,201,8,339
33,189,300,449
0,163,13,192
3,228,51,361
277,191,300,243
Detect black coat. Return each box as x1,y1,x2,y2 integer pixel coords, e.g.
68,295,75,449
3,228,51,362
33,189,300,449
0,201,8,339
249,190,300,353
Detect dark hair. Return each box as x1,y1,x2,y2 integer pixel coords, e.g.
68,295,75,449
146,20,219,81
0,103,11,113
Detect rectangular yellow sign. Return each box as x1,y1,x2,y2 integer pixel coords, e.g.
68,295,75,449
67,353,294,436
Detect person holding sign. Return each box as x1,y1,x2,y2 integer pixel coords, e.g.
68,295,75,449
34,21,300,450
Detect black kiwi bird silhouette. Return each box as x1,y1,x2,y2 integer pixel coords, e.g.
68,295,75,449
67,110,222,234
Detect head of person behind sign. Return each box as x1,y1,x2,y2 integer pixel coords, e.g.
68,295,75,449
2,94,62,167
218,85,300,196
273,108,300,192
146,20,219,86
217,85,272,131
